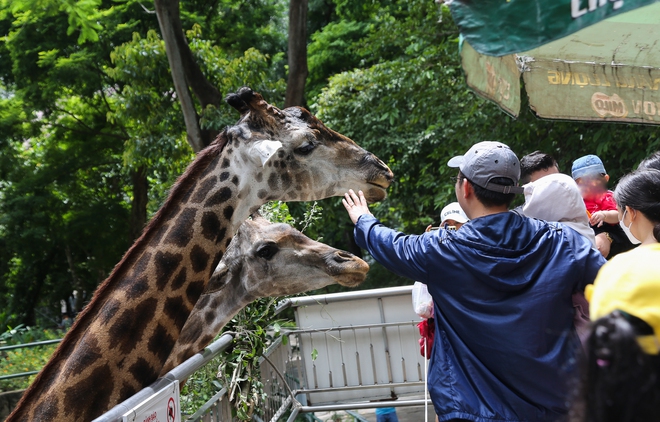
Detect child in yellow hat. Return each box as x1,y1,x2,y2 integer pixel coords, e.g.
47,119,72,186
574,243,660,421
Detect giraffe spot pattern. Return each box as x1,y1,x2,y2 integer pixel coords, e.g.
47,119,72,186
63,363,114,421
129,358,157,390
191,176,218,203
223,205,234,220
164,296,189,331
281,172,292,190
171,267,187,291
201,211,221,241
148,323,176,363
99,299,122,326
127,275,150,299
204,310,215,324
197,295,211,309
205,186,232,207
154,251,184,289
219,171,230,182
151,223,169,244
255,172,263,182
119,382,135,404
178,317,202,345
132,251,152,277
199,155,221,178
186,280,205,304
110,298,158,355
32,397,59,422
212,251,224,268
66,335,102,375
267,172,279,191
214,227,227,245
164,208,197,247
257,189,268,199
190,245,210,273
232,175,239,185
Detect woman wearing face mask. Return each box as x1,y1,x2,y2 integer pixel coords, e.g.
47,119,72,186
614,169,660,246
567,169,660,422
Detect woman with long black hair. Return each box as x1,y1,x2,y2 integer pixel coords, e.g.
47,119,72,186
571,169,660,422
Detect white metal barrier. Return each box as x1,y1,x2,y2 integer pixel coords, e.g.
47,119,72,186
262,286,430,420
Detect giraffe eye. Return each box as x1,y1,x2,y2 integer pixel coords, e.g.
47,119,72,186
256,243,278,260
294,142,316,156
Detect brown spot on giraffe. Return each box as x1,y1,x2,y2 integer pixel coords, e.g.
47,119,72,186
164,208,197,247
7,87,392,422
191,176,217,203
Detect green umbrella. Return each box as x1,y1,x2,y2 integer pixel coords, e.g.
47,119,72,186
453,1,660,124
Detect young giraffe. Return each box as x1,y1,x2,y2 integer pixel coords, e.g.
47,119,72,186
7,87,393,422
159,214,369,375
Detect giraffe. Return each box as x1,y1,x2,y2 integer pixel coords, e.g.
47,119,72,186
159,214,368,375
7,87,393,422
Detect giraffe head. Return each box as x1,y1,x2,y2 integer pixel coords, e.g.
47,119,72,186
222,87,393,212
209,214,368,298
161,214,368,373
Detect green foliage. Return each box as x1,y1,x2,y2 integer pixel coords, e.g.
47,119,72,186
307,20,369,99
0,325,62,392
215,297,283,420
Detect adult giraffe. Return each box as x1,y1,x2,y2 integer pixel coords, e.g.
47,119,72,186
160,214,369,375
7,87,392,422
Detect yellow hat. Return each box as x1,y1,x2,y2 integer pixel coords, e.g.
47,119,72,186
586,243,660,354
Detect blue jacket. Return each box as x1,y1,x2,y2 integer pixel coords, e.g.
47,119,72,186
354,212,606,422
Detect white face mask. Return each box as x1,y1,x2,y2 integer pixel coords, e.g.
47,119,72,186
619,209,642,245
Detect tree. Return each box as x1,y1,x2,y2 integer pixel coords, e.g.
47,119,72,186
284,0,309,107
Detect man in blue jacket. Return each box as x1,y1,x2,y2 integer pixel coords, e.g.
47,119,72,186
342,141,606,422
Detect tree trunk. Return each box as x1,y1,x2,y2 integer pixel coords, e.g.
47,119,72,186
285,0,309,108
153,0,223,151
130,166,149,241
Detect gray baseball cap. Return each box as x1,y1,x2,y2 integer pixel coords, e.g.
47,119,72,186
447,141,524,194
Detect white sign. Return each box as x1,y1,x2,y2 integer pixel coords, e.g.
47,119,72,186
122,380,181,422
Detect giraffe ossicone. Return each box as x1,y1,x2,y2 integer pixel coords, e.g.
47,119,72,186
7,87,393,422
160,214,369,375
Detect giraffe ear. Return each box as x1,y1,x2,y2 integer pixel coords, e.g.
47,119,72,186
250,140,282,167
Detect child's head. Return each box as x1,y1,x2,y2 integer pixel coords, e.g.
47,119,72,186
572,155,610,197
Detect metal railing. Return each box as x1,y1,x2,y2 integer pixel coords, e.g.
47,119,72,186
93,333,234,422
0,338,62,381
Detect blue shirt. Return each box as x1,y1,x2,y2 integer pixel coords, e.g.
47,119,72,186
354,212,605,422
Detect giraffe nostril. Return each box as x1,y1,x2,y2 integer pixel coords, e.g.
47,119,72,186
333,251,355,263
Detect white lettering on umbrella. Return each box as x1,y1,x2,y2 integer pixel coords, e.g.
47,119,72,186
572,0,624,19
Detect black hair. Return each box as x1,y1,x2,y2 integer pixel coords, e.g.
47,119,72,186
613,169,660,242
569,311,660,422
459,171,516,208
519,151,558,184
638,151,660,171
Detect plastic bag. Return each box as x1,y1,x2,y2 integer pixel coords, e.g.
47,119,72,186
412,281,434,319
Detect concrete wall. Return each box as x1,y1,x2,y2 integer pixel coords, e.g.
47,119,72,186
0,390,24,420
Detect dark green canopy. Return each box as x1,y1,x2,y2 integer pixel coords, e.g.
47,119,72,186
458,2,660,124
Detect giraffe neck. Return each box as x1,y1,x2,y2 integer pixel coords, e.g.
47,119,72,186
160,267,255,374
8,139,255,422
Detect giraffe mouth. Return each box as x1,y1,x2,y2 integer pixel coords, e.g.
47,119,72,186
363,183,389,202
